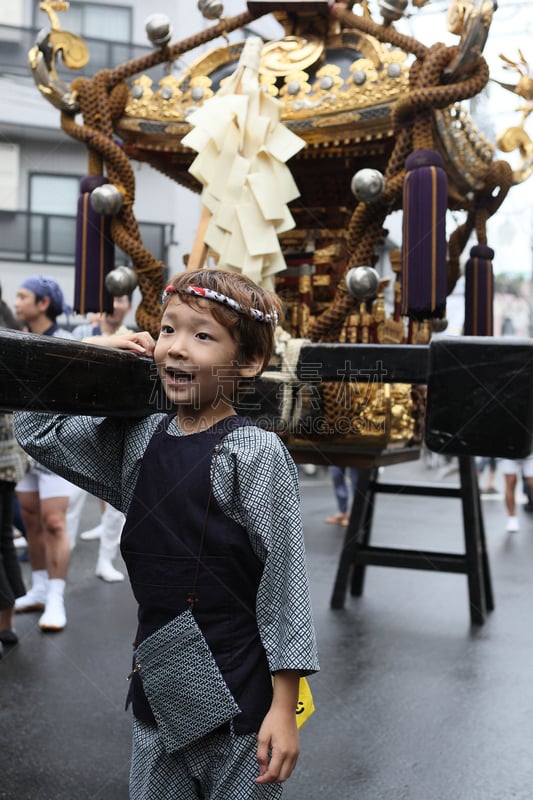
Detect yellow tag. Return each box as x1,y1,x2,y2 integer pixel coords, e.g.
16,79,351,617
295,677,315,729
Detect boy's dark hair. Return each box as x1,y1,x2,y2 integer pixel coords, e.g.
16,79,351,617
162,269,283,371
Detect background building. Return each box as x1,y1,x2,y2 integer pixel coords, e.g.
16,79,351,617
0,1,207,322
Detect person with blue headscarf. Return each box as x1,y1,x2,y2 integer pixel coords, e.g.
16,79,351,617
13,276,76,632
15,275,72,335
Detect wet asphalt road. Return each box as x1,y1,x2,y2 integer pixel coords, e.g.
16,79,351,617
1,456,533,799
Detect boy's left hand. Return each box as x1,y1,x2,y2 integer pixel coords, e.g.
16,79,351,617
83,331,156,356
256,707,300,784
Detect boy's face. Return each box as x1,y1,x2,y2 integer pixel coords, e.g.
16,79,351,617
154,296,255,429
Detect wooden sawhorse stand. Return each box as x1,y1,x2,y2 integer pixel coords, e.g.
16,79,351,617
330,454,494,625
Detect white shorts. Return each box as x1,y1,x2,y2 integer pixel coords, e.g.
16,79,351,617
16,465,75,500
501,455,533,478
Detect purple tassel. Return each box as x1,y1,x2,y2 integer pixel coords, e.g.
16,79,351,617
464,244,494,336
74,175,115,315
401,149,448,320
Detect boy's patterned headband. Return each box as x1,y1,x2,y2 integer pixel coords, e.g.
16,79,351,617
161,284,279,326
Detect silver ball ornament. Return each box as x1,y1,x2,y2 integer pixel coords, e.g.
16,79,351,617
379,0,408,23
105,266,138,297
197,0,224,20
90,184,123,216
350,169,386,203
345,266,380,300
145,14,172,47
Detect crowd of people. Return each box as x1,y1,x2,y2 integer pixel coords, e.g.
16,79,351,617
0,276,133,641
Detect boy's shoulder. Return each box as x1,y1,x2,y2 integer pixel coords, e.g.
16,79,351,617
226,422,290,459
233,420,281,442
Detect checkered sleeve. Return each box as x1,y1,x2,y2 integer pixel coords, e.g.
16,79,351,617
13,411,164,512
214,427,319,676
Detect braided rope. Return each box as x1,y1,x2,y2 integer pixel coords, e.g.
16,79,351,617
61,112,135,201
111,215,165,337
57,10,256,337
61,104,163,336
446,157,513,292
307,12,496,433
394,54,490,125
447,212,474,293
106,11,253,88
331,5,427,59
308,33,491,343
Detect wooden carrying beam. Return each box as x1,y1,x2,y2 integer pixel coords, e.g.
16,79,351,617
298,337,533,459
1,330,532,458
0,330,164,417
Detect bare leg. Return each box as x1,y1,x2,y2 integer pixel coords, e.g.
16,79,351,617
17,490,46,570
40,496,70,580
15,491,49,612
37,494,69,632
504,473,519,532
504,474,517,517
16,492,70,629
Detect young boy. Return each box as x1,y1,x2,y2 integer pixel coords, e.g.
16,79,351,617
14,268,319,798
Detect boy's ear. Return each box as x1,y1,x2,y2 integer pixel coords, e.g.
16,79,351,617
239,354,263,378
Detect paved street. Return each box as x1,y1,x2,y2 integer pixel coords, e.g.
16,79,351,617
1,454,533,799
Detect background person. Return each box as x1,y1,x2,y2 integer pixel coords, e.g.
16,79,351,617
477,456,498,494
72,293,132,339
0,413,29,655
324,466,359,526
13,276,77,631
69,294,134,582
501,454,533,532
0,286,28,654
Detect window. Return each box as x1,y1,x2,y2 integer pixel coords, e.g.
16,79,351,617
0,143,20,211
29,173,80,215
0,1,24,26
28,173,81,264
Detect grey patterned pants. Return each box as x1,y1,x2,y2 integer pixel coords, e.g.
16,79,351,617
130,719,284,799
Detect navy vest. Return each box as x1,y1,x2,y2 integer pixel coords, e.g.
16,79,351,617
120,414,273,735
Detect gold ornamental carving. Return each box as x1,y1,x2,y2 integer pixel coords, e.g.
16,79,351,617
261,36,324,76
